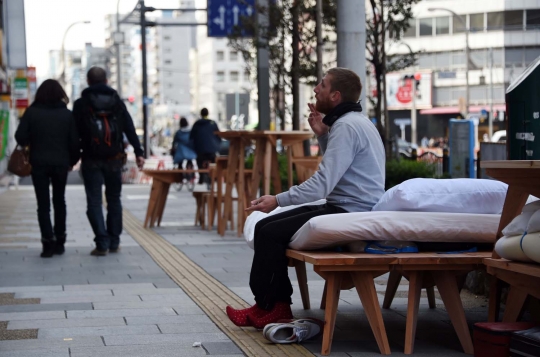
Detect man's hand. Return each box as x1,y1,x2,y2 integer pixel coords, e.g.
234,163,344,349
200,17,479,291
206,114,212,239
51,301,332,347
245,195,278,214
307,103,328,137
136,156,145,170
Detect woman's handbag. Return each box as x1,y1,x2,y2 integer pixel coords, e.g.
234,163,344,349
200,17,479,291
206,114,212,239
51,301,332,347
8,146,32,177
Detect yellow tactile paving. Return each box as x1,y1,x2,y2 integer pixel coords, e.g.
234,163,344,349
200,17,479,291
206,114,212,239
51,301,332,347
123,210,314,357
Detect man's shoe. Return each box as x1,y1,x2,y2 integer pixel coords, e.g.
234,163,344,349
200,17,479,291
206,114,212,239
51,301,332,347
109,246,121,253
246,302,293,329
40,241,55,258
53,234,66,255
263,318,324,344
90,248,108,256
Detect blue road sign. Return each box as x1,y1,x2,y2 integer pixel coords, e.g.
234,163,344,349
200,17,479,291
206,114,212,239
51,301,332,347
143,97,153,105
207,0,255,37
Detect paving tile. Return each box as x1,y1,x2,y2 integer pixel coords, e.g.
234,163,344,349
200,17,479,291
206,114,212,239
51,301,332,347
158,323,221,334
138,294,192,302
0,286,63,293
125,315,212,325
8,317,126,330
15,290,112,299
0,311,65,321
0,348,69,357
202,341,243,355
67,307,177,319
104,332,229,346
38,324,160,339
39,295,142,304
0,303,92,313
63,283,155,291
70,343,208,357
112,288,184,296
0,336,103,350
92,300,196,310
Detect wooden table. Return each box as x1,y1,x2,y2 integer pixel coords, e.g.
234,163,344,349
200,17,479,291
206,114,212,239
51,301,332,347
481,160,540,322
142,169,208,228
215,131,314,236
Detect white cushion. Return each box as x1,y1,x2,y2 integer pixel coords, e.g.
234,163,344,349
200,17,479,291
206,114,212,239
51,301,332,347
372,178,509,214
289,211,500,250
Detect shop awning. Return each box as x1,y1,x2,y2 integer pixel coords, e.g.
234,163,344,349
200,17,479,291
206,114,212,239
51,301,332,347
420,104,506,115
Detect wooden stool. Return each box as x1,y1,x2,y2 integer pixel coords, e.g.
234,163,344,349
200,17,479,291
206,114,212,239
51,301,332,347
193,190,210,229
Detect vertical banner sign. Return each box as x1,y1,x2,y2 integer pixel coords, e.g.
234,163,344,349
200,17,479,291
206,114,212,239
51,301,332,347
0,110,9,160
14,77,29,108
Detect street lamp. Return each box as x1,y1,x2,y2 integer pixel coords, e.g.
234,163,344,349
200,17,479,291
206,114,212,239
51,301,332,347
115,0,124,97
428,7,469,117
59,20,91,87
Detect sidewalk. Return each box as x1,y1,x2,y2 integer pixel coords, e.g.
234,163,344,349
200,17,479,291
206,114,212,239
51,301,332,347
0,184,489,356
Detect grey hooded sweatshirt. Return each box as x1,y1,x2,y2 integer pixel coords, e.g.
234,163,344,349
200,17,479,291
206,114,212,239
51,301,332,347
276,112,385,212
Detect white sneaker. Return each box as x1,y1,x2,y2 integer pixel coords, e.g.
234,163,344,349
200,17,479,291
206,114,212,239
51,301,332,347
263,318,324,344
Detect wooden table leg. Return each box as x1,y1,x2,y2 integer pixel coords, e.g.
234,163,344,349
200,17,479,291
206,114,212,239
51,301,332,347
263,140,272,195
433,271,474,355
293,260,310,310
426,287,436,309
404,271,423,355
488,276,502,322
237,144,245,237
287,146,293,189
321,272,343,356
502,287,528,322
351,271,391,355
156,182,170,227
144,180,161,228
250,138,266,201
221,140,240,236
270,147,282,194
148,180,165,228
383,270,402,309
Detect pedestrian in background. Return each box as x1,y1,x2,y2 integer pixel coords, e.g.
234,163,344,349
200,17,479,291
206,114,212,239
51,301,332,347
15,79,80,258
190,108,221,185
73,66,144,256
171,117,197,180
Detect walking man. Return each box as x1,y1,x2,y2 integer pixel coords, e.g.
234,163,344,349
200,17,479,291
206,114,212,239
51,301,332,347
226,67,386,328
190,108,221,184
73,67,145,256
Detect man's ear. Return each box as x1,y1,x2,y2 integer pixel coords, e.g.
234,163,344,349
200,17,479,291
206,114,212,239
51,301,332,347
331,91,341,103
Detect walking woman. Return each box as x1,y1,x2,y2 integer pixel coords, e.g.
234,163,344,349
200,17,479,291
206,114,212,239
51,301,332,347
15,79,80,258
171,117,197,182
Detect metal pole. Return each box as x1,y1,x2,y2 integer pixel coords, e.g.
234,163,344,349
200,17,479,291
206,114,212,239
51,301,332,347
315,0,323,82
489,47,494,139
465,25,470,117
411,80,417,145
140,0,149,158
116,0,122,97
256,0,270,130
337,0,366,108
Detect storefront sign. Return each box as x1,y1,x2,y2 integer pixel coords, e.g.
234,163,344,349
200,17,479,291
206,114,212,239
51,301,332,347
386,72,432,110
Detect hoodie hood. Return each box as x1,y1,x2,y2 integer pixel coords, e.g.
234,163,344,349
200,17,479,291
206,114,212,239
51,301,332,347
82,84,119,111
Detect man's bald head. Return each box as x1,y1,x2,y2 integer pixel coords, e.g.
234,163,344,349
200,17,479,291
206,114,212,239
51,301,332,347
87,67,108,86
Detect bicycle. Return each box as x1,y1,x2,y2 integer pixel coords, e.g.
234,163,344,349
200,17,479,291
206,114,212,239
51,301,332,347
172,161,196,192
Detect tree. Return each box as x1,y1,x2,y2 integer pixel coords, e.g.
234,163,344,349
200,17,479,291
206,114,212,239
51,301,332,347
366,0,420,157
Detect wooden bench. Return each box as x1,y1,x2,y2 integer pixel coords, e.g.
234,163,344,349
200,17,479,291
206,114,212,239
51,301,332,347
287,249,490,355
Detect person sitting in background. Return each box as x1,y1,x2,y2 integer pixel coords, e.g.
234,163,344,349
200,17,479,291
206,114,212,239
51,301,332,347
15,79,80,258
171,117,197,181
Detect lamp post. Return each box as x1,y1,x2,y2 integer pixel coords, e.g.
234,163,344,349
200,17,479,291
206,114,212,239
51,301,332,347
428,7,469,117
115,0,124,97
59,21,91,87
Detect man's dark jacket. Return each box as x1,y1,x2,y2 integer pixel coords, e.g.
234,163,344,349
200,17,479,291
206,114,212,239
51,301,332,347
189,118,221,155
72,84,143,160
15,101,80,168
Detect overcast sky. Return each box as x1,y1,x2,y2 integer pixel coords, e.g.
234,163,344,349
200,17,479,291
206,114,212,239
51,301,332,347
24,0,183,80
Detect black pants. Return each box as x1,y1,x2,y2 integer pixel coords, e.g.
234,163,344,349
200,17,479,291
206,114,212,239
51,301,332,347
196,153,216,184
249,204,347,310
31,165,69,243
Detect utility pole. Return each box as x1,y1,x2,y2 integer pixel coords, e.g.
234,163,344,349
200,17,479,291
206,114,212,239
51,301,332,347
337,0,366,108
292,0,300,130
256,0,270,130
116,1,122,98
140,0,150,159
489,47,494,140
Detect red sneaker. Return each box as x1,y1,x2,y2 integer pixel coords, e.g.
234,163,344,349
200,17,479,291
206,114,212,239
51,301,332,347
247,302,293,329
226,304,267,326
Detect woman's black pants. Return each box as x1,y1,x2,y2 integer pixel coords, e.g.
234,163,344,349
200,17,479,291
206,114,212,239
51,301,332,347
249,204,346,310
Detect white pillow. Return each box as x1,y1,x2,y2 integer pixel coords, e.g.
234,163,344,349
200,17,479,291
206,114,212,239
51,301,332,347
372,178,509,214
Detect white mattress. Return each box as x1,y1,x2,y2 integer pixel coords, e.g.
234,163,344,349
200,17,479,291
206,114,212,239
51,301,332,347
289,211,500,250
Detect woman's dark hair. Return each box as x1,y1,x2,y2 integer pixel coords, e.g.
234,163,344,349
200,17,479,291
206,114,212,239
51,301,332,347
180,117,188,128
33,79,69,105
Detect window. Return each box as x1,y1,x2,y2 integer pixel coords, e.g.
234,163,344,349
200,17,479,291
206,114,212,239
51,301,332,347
230,71,239,82
451,52,465,68
435,52,451,68
526,9,540,29
487,12,504,31
471,49,486,67
505,10,523,30
471,85,487,101
419,18,433,36
164,59,172,65
230,51,238,61
164,35,171,40
469,13,484,32
244,68,250,80
453,15,466,33
216,51,225,61
435,16,450,35
403,18,416,38
505,48,524,68
525,48,540,65
434,87,451,105
418,54,434,69
217,71,225,82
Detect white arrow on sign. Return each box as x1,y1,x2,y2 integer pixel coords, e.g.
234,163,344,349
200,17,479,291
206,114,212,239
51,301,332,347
232,5,239,25
213,5,225,30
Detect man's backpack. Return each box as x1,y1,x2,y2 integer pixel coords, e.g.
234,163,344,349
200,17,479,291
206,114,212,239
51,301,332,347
85,93,124,159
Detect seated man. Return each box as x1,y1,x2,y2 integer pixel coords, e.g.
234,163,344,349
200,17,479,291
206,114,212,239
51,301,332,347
226,67,386,328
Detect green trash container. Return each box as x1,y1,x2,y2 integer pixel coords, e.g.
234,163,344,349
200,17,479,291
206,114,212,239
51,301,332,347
506,56,540,159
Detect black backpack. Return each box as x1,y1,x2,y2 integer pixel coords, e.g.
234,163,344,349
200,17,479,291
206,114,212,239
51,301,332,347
85,93,124,159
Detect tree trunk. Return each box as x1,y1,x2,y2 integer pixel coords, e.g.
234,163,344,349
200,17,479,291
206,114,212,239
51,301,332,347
291,0,300,130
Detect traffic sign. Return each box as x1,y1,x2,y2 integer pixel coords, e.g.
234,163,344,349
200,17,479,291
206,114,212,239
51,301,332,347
143,96,153,105
394,118,411,126
207,0,255,37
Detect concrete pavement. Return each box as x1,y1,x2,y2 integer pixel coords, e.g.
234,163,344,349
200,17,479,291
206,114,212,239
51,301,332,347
0,184,490,356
